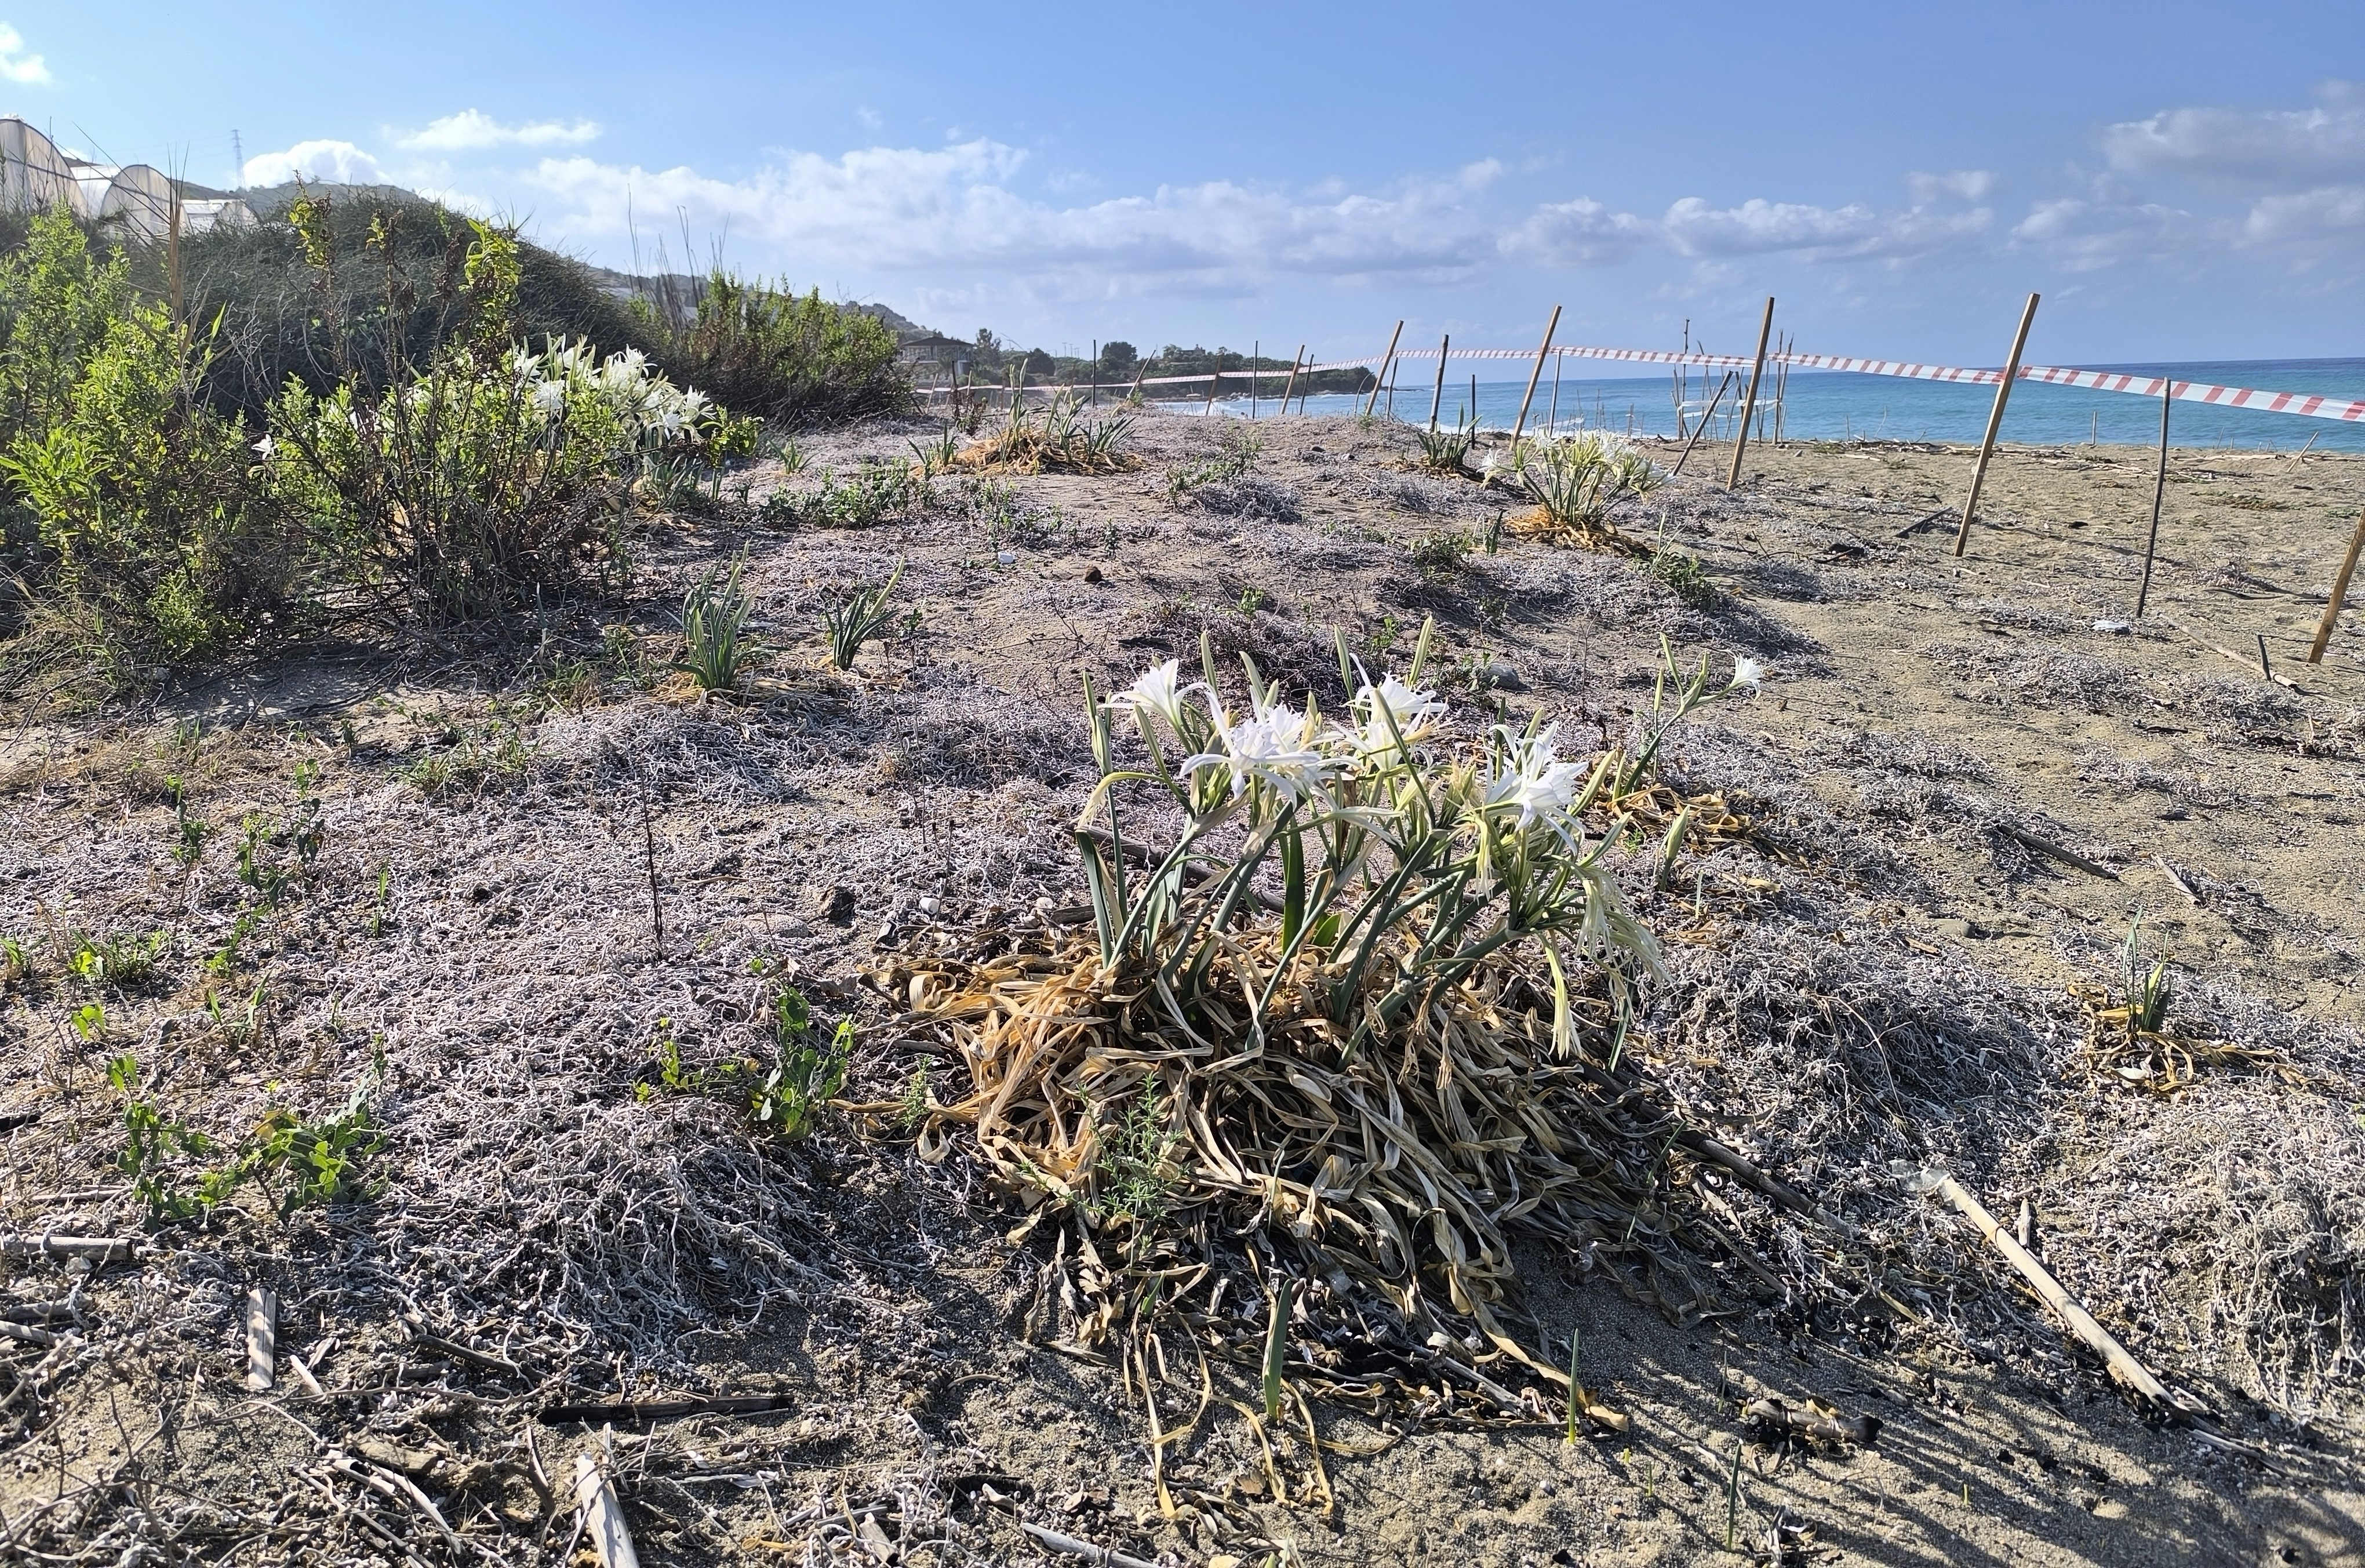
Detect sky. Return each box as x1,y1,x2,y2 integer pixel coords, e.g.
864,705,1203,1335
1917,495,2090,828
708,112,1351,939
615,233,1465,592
8,2,2365,368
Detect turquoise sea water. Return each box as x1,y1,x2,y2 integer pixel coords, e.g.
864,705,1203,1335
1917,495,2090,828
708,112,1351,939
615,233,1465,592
1182,356,2365,453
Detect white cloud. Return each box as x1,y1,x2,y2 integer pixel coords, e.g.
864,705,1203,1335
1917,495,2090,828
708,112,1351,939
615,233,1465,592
1907,169,1999,203
243,140,387,187
1660,196,1988,261
0,22,49,85
2100,81,2365,188
2243,184,2365,244
1498,198,1651,265
396,110,600,152
523,143,1508,286
2010,197,2197,271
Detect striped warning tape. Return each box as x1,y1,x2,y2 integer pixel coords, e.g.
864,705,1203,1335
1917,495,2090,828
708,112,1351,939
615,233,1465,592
916,343,2364,423
1301,344,2365,423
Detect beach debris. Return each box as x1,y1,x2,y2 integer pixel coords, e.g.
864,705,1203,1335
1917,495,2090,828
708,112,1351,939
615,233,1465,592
1991,820,2120,880
245,1286,278,1391
2092,619,2131,634
539,1393,798,1425
1016,1520,1160,1568
0,1234,136,1264
1743,1396,1881,1448
573,1453,641,1568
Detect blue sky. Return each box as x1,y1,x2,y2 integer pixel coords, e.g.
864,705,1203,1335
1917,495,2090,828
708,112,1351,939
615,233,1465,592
9,3,2364,366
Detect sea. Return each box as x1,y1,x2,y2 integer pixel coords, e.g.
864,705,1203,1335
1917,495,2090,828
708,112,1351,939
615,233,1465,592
1181,356,2365,453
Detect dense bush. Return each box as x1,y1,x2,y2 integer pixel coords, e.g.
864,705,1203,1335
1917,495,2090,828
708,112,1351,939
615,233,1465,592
633,271,913,427
265,212,735,622
0,209,277,679
178,185,648,420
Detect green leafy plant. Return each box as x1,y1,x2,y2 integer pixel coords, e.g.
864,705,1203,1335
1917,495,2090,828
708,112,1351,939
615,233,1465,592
1076,618,1659,1062
1509,431,1661,537
1262,1274,1293,1421
1408,527,1471,577
673,556,759,696
107,1052,381,1223
1087,1083,1174,1224
748,988,850,1141
1,936,31,987
66,929,169,991
1611,639,1759,796
1416,416,1478,476
630,268,914,427
1236,585,1271,617
820,560,907,670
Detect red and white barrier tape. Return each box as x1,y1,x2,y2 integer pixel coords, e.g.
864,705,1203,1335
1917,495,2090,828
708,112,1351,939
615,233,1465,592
1304,344,2365,423
916,343,2364,423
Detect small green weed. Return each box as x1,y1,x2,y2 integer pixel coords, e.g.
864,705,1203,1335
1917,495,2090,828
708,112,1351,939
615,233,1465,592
402,715,537,794
108,1052,381,1223
1647,545,1715,607
1237,585,1271,617
1417,416,1478,475
1409,527,1471,577
66,929,170,991
751,989,851,1142
1088,1082,1174,1224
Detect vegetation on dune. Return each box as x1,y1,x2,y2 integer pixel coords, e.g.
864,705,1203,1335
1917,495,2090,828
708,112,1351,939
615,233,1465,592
629,268,914,428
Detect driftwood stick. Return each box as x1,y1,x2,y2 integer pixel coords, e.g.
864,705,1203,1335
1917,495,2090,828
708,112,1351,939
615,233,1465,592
1993,821,2120,880
1509,304,1562,448
246,1286,278,1391
540,1394,798,1425
574,1454,642,1568
1676,1131,1861,1238
1671,371,1735,480
0,1320,60,1347
1362,319,1403,419
1744,1396,1880,1447
0,1234,136,1263
1725,297,1775,490
1016,1520,1160,1568
1912,1170,2178,1407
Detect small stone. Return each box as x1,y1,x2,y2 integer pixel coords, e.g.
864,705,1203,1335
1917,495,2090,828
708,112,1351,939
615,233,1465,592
917,896,941,916
815,886,855,923
996,550,1017,566
1083,565,1103,583
1482,661,1526,691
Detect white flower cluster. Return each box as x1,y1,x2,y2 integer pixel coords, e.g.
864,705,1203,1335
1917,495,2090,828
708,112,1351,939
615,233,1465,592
508,340,715,447
1114,657,1604,849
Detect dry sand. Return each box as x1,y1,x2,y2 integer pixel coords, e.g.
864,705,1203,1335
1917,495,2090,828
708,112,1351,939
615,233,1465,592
2,409,2361,1566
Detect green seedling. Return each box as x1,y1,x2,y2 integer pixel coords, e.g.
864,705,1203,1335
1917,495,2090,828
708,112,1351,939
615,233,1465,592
821,561,908,671
1262,1274,1293,1422
2123,911,2173,1038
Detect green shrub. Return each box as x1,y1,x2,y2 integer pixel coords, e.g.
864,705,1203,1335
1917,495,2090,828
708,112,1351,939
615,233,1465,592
0,209,280,681
263,213,728,621
635,270,914,427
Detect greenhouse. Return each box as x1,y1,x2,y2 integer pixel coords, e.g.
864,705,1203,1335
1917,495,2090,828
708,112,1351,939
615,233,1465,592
1,114,252,241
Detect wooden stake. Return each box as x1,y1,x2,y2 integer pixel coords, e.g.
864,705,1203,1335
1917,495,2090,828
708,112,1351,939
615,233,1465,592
1951,291,2041,556
1251,339,1258,419
1428,333,1450,432
1672,370,1735,479
1204,350,1221,415
1362,320,1403,418
2307,505,2365,664
1277,343,1305,414
2135,379,2171,617
1089,339,1096,408
1126,359,1146,401
1547,348,1562,437
245,1286,278,1391
1724,297,1775,490
1509,304,1563,448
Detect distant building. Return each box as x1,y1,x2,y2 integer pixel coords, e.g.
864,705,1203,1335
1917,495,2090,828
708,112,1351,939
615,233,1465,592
2,117,254,242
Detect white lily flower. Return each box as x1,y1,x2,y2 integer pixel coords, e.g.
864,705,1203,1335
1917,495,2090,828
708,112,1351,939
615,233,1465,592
1114,660,1192,736
1484,724,1588,835
1730,656,1764,694
251,435,275,459
532,379,567,415
1352,673,1447,759
1184,697,1336,805
510,347,541,380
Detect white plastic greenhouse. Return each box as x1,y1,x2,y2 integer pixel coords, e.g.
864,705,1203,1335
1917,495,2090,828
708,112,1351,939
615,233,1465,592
1,117,254,241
